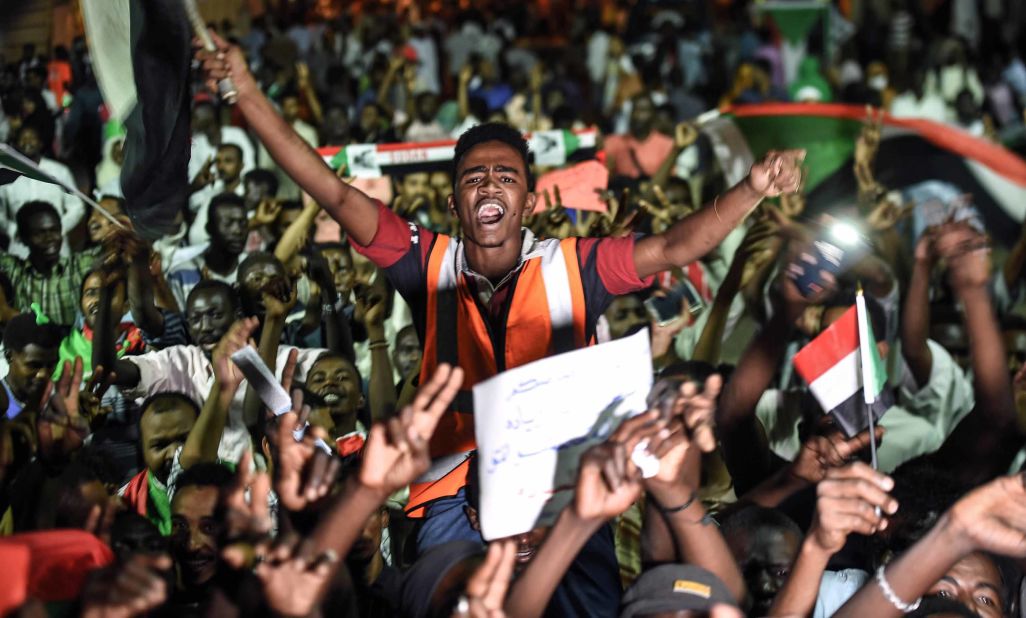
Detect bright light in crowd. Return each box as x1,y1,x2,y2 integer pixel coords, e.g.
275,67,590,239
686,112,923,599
829,221,862,247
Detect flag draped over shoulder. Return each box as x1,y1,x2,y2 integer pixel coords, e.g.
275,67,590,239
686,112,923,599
792,304,892,436
82,0,192,240
700,103,1026,246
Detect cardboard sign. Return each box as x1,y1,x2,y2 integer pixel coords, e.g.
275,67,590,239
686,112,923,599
534,160,610,213
473,329,652,540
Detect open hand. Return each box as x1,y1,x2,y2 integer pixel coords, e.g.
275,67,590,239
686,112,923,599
359,364,464,497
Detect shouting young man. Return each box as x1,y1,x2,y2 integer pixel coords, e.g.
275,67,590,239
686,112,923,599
198,36,803,551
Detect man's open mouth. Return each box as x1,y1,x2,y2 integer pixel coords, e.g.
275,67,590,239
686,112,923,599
476,201,506,225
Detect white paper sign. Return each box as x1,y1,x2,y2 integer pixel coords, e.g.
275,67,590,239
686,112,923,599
345,144,383,178
530,131,567,167
473,329,653,540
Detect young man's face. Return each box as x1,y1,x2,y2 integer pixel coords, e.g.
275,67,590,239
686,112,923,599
927,551,1005,618
170,485,221,589
215,147,242,183
140,404,197,484
81,271,127,331
320,247,356,300
726,526,800,616
238,259,288,317
23,211,61,262
605,295,649,340
16,127,43,161
5,343,59,403
210,204,247,255
186,288,236,354
399,172,432,201
449,141,536,249
305,355,363,432
87,199,124,244
392,328,422,379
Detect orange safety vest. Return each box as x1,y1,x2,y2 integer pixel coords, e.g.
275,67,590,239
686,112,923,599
406,232,591,516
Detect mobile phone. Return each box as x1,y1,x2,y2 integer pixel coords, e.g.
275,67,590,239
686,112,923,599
787,221,869,298
644,280,704,325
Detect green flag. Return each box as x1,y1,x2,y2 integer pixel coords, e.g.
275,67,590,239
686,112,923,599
856,290,886,404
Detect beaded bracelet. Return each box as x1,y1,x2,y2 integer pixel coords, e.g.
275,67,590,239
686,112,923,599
875,566,921,613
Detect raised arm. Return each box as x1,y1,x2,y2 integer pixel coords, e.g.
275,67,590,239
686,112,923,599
197,34,379,246
632,151,804,280
769,462,897,617
835,473,1026,618
353,283,398,422
179,318,257,469
901,232,936,387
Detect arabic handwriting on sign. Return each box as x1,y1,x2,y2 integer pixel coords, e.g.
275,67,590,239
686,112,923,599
487,443,510,474
513,394,630,459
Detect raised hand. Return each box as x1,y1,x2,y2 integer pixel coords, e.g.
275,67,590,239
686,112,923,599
194,30,255,98
944,473,1026,558
221,450,273,547
353,283,388,329
809,462,897,554
251,531,337,617
80,553,173,618
574,410,674,522
212,317,260,395
866,192,913,232
79,365,117,425
261,276,298,321
934,224,990,291
789,424,886,485
748,150,805,198
454,540,517,618
275,395,341,512
359,364,464,497
252,198,283,228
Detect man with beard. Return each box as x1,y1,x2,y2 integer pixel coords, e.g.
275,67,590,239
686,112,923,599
167,462,233,607
0,124,84,257
0,201,108,327
168,194,249,310
120,391,200,535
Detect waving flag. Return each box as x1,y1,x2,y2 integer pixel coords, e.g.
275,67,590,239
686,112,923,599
82,0,192,241
699,103,1026,246
792,303,892,436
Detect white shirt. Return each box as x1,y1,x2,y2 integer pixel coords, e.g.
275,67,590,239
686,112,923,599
188,126,257,183
0,157,84,257
123,344,325,462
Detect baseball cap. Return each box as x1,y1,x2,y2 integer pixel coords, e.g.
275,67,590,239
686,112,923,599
620,564,738,617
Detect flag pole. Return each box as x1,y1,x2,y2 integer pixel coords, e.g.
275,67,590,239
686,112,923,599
857,282,882,519
856,282,880,472
0,144,125,229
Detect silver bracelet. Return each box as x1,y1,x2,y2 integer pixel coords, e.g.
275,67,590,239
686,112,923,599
875,565,921,613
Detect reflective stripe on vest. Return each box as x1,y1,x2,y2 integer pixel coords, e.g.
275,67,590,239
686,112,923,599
407,233,589,516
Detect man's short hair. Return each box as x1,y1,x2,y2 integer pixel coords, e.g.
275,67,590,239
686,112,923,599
172,462,234,497
97,195,126,213
216,143,243,159
720,505,803,541
238,252,285,279
244,168,279,197
186,279,239,312
205,192,246,236
3,312,65,352
451,122,534,190
139,391,201,423
15,200,60,239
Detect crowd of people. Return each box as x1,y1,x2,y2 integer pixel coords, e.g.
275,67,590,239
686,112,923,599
3,0,1026,616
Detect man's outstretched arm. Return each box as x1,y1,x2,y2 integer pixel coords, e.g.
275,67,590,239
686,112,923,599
196,33,379,246
632,150,804,279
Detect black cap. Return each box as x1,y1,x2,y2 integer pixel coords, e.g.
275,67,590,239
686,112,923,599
620,564,738,617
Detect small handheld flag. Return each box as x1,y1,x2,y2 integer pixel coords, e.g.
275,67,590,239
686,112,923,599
793,296,892,438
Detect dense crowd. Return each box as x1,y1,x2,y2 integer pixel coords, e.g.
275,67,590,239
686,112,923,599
3,1,1026,616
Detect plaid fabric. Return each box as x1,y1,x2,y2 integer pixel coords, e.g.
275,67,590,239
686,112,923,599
0,248,99,327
